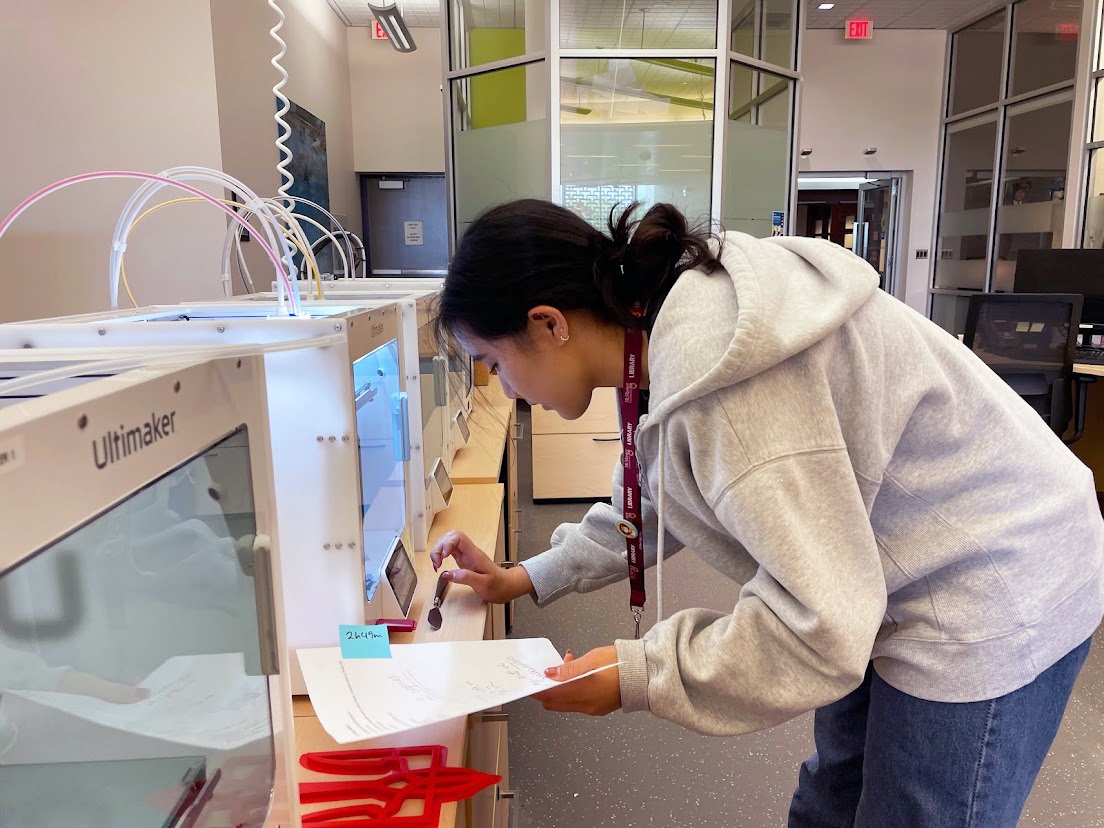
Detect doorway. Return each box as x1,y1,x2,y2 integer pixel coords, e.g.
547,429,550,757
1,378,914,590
359,174,448,277
795,173,905,298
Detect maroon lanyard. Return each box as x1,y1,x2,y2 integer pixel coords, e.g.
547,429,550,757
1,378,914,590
617,312,646,638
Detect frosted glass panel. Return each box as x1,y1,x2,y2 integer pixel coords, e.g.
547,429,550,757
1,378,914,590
449,0,545,72
762,0,795,69
723,64,791,237
993,91,1073,292
731,0,795,69
561,0,716,49
453,61,549,234
1093,77,1104,142
1010,0,1081,98
0,429,274,824
1083,149,1104,249
354,339,408,601
560,58,715,226
934,112,998,290
949,10,1006,117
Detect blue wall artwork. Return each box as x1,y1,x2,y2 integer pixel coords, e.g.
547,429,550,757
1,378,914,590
281,100,337,275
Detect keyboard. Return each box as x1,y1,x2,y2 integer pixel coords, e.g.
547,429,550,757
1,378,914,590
1076,347,1104,365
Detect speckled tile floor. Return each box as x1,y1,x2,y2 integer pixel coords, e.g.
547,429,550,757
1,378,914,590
507,406,1104,828
1022,625,1104,826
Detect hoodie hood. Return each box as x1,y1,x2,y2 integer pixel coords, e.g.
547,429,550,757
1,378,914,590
645,232,881,424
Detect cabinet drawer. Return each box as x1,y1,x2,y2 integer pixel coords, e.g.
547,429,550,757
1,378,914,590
532,432,621,499
531,389,619,435
468,713,509,828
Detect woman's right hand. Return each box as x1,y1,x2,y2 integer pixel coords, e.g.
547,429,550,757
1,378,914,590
430,530,533,604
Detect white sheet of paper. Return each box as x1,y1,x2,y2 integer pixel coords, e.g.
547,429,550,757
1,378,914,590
297,637,619,744
7,653,270,751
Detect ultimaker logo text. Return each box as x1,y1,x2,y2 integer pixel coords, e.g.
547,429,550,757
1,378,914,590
92,411,177,469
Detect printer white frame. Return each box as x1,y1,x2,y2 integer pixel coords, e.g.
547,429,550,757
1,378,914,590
269,281,474,425
0,355,298,827
1,303,407,696
213,291,468,549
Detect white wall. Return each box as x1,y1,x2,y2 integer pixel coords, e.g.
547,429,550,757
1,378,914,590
211,0,358,283
348,28,446,173
0,1,227,322
798,29,948,312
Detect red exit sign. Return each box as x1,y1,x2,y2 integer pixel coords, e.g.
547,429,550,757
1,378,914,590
846,18,873,39
1057,22,1079,40
372,20,388,39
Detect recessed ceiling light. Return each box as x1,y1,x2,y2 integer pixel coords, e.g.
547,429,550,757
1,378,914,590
818,3,835,8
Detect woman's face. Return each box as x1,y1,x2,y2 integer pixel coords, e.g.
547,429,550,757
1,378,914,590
456,314,595,420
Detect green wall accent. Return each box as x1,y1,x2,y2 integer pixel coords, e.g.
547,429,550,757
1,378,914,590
469,29,526,129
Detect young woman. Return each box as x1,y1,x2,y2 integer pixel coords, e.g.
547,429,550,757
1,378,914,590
429,199,1103,825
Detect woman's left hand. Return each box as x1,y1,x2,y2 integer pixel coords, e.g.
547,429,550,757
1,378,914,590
533,646,621,716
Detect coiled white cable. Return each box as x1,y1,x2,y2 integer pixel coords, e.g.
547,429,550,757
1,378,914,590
269,0,294,208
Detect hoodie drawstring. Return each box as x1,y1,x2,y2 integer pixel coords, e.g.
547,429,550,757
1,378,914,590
656,422,666,626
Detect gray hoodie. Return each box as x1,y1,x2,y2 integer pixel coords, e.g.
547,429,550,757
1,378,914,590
521,232,1104,736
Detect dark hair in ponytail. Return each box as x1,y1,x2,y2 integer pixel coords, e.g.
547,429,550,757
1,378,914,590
436,199,721,344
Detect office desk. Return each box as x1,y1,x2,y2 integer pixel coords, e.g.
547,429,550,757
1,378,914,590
1075,363,1104,378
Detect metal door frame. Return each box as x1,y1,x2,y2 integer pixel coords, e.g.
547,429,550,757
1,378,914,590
359,173,449,277
856,176,903,297
796,171,907,299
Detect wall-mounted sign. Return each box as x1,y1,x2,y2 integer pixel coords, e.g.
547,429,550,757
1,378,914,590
404,221,424,246
846,19,873,39
373,21,388,40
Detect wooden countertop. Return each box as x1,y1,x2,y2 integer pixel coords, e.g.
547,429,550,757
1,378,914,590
1075,363,1104,377
293,482,505,827
450,378,514,485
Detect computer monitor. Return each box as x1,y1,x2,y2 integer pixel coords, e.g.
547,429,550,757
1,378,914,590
0,303,408,696
1014,249,1104,326
0,356,297,827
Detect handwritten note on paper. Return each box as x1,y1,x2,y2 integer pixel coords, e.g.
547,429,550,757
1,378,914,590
6,653,270,751
296,637,620,744
339,624,392,659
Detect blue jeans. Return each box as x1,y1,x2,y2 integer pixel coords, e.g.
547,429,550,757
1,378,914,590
788,638,1091,827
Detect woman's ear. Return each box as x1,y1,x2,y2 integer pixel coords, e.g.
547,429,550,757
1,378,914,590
527,306,571,345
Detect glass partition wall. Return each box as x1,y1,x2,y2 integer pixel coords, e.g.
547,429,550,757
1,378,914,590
1080,4,1104,249
443,0,800,246
931,0,1093,334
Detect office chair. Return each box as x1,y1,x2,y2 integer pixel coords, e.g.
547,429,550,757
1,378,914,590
963,293,1092,445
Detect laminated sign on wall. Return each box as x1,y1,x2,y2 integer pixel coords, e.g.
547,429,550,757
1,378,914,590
404,221,424,246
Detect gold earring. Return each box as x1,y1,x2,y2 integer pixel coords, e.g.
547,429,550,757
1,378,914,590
559,334,570,342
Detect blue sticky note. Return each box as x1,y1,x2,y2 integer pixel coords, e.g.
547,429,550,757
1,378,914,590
339,624,392,659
